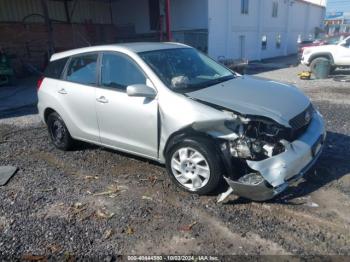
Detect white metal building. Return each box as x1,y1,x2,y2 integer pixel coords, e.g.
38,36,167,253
168,0,326,61
207,0,326,61
113,0,326,61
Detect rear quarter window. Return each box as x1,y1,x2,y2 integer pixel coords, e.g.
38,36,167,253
45,57,69,79
66,54,98,86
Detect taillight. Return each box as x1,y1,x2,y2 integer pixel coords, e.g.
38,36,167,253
37,76,44,91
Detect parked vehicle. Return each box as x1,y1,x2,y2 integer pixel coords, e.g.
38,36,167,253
297,34,350,60
301,36,350,76
38,43,326,201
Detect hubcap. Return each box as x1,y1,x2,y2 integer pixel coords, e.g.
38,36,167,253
51,120,65,144
171,147,210,191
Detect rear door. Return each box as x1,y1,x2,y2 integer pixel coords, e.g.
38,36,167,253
95,52,158,159
58,53,100,142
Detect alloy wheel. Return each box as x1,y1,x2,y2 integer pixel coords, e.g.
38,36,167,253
171,147,210,191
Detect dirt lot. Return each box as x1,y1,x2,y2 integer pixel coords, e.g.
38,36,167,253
0,59,350,259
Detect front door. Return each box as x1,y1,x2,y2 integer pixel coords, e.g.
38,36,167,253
95,52,158,159
336,38,350,66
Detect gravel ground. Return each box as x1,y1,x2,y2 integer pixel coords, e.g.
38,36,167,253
0,61,350,259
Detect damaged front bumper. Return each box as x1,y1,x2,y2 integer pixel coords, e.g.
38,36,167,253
224,111,326,201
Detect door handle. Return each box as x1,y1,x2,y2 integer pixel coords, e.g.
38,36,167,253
58,88,67,95
96,96,109,104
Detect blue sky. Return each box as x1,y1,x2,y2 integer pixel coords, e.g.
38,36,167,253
326,0,350,13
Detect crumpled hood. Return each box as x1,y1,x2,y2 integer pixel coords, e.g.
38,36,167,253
186,75,310,127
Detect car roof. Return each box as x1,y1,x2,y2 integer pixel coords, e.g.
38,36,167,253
50,42,190,61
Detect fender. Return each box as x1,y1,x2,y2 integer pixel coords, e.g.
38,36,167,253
163,127,236,177
309,52,334,65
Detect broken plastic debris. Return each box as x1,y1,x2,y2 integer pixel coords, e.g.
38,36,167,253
0,166,17,186
217,187,234,203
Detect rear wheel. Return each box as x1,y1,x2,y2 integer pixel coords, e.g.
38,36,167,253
165,138,222,195
47,112,74,151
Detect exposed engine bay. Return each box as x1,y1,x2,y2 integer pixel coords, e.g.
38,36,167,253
222,112,287,161
204,106,325,202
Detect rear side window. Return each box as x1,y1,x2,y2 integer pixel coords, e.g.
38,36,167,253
66,54,98,85
45,58,68,79
101,53,146,91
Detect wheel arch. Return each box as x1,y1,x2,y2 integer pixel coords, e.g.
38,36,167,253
164,127,215,156
309,53,334,65
163,127,233,177
43,107,57,124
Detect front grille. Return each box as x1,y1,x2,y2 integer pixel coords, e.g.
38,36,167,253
289,104,314,129
287,104,314,141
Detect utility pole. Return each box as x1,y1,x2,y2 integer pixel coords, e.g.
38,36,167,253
284,0,292,56
41,0,54,56
165,0,172,41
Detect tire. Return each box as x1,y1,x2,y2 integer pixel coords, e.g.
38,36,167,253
330,66,337,74
47,112,74,151
165,137,222,195
310,57,331,78
8,76,17,86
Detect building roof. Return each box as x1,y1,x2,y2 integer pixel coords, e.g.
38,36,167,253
297,0,326,8
50,42,189,61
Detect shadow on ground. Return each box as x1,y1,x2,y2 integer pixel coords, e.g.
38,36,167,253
0,104,38,119
0,77,38,119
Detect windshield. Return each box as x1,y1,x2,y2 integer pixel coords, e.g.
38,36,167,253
139,48,235,92
324,35,347,45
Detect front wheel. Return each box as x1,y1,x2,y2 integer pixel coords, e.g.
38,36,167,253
165,138,222,195
330,66,337,74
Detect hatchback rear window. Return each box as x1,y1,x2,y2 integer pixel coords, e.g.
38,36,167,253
45,57,69,79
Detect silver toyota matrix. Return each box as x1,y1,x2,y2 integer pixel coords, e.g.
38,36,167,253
38,43,326,201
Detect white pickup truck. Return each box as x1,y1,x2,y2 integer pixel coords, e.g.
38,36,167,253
301,36,350,74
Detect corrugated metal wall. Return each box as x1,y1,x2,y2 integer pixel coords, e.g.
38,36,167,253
0,0,43,22
0,0,112,24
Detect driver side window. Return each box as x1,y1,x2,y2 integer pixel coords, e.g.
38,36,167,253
101,53,146,91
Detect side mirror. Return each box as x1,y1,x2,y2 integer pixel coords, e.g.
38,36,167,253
127,84,156,99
